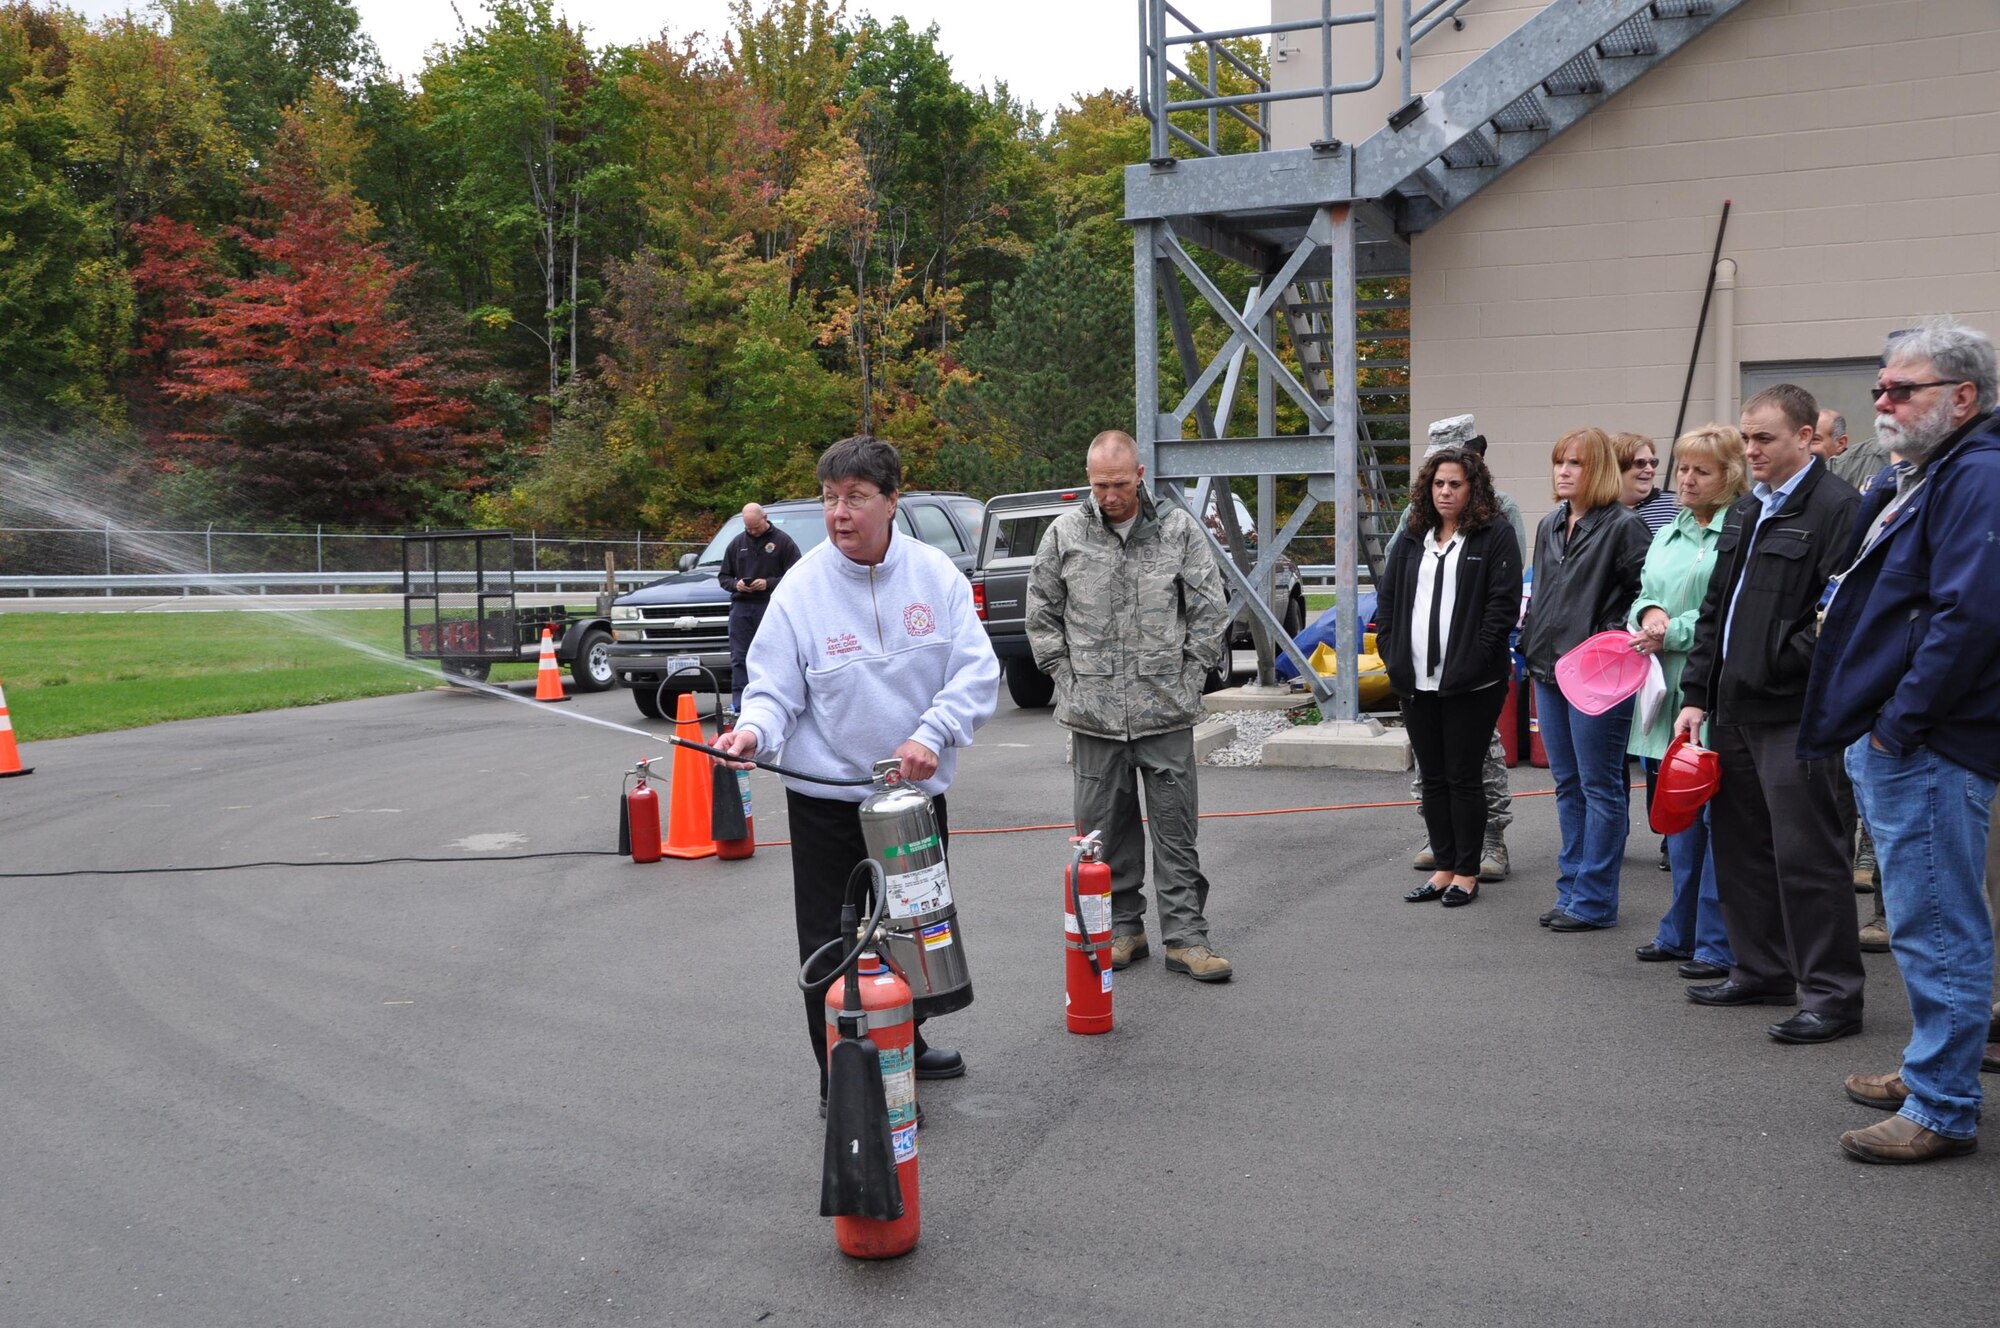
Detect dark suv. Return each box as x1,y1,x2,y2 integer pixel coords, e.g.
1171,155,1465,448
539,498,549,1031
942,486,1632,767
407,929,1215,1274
608,491,986,716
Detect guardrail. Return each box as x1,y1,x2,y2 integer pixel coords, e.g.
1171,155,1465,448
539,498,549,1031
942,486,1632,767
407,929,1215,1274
0,571,673,598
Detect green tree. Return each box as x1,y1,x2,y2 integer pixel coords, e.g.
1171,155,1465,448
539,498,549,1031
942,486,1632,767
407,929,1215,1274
161,0,376,150
947,232,1132,491
0,4,132,424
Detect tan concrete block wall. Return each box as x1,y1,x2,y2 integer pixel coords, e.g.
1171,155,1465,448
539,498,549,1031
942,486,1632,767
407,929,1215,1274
1413,0,2000,526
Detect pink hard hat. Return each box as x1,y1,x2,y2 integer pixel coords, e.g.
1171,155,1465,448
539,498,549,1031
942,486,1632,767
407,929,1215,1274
1554,630,1650,716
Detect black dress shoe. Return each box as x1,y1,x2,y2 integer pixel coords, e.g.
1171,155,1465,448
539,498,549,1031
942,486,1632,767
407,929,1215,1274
1677,959,1729,980
1687,979,1796,1007
1547,911,1611,932
1440,884,1478,908
1636,943,1691,963
1404,881,1449,903
914,1046,965,1080
1768,1010,1863,1044
1538,907,1561,928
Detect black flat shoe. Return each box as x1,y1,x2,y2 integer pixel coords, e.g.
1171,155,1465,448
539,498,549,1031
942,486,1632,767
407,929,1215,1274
1768,1010,1863,1044
1440,884,1478,908
1636,943,1691,963
1547,911,1612,932
1686,980,1796,1007
1538,907,1561,928
914,1046,965,1080
1677,959,1729,980
1404,882,1449,903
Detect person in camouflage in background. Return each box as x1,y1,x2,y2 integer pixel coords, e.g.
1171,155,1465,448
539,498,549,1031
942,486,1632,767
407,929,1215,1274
1027,430,1236,983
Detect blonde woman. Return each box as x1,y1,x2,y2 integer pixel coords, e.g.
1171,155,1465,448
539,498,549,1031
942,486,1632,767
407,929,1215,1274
1518,427,1651,931
1627,425,1747,977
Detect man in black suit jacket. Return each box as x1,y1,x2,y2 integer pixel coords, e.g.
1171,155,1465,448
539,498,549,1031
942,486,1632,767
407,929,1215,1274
1674,383,1863,1043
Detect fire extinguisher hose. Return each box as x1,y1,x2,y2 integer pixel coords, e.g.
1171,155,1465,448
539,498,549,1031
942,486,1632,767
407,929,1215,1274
1068,836,1104,980
798,859,893,998
655,660,876,788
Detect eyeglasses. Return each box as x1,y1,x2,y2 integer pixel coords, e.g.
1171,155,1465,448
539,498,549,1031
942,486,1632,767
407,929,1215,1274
820,490,882,512
1630,458,1660,471
1873,380,1963,404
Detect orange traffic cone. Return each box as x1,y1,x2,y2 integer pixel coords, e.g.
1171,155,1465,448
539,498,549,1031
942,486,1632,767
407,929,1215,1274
0,676,32,778
661,692,716,859
534,627,569,702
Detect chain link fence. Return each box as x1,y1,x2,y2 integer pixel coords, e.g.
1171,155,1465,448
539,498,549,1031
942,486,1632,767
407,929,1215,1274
0,524,704,583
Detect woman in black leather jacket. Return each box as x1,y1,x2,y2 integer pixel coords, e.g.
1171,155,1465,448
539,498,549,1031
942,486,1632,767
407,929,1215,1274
1379,447,1523,908
1518,427,1651,932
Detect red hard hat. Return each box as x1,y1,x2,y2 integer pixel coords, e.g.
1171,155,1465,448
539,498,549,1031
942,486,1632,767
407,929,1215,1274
1651,732,1721,835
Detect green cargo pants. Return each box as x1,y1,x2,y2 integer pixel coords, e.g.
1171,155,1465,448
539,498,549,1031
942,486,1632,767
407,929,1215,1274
1072,727,1212,949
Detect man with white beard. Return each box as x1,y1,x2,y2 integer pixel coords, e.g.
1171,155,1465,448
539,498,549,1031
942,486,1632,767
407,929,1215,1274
1800,318,2000,1165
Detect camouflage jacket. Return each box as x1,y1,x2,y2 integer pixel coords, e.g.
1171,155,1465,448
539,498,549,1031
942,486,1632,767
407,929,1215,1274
1025,488,1230,740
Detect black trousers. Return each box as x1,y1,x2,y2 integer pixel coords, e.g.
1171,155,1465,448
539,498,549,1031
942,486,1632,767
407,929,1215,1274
1402,685,1510,877
726,600,768,708
787,788,946,1095
1709,720,1865,1016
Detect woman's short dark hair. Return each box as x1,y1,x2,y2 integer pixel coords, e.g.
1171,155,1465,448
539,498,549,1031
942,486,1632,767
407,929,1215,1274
1406,447,1501,536
817,435,902,494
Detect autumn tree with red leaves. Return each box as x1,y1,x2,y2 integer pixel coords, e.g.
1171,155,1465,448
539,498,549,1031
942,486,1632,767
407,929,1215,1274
133,115,497,524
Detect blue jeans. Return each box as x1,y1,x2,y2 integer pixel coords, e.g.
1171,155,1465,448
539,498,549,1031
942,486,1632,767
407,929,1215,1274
1534,682,1633,926
1846,738,1996,1139
1651,805,1734,968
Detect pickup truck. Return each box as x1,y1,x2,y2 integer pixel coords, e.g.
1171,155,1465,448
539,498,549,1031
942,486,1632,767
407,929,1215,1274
401,530,617,691
606,491,987,717
970,486,1308,709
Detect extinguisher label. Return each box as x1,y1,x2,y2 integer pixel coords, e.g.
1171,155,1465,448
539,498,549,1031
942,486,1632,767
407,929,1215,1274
885,861,951,918
880,834,940,858
919,920,954,951
1101,968,1113,994
891,1122,917,1165
1072,892,1120,932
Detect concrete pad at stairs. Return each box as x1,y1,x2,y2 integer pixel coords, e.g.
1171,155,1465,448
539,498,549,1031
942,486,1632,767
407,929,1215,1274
1192,718,1238,761
1202,683,1306,713
1260,721,1411,770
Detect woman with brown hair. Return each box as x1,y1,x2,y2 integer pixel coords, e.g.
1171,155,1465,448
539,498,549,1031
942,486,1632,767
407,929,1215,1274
1518,427,1651,931
1615,431,1678,536
1378,447,1523,907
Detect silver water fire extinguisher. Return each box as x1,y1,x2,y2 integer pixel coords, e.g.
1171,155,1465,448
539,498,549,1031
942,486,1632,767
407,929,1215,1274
857,758,973,1017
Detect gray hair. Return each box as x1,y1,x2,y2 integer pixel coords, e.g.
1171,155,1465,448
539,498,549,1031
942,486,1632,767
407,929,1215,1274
817,435,902,494
1823,411,1847,438
1885,318,1998,414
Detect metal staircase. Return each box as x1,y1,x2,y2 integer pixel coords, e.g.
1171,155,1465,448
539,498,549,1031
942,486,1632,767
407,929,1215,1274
1129,1,1751,718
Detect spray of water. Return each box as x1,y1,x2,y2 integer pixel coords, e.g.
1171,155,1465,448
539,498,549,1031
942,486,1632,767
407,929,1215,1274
0,441,680,758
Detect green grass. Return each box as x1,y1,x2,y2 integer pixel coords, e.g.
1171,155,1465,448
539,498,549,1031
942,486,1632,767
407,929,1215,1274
0,609,535,741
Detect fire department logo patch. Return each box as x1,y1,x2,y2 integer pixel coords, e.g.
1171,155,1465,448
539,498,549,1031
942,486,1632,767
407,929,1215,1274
903,603,936,637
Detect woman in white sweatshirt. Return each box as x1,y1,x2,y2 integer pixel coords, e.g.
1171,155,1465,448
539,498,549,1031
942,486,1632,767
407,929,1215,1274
714,435,1000,1106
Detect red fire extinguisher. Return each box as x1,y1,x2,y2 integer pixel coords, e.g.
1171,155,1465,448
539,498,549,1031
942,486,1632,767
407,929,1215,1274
822,948,920,1258
621,759,662,864
714,710,756,860
1065,830,1113,1034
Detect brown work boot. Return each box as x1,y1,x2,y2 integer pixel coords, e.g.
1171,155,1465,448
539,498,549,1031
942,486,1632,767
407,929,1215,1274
1412,845,1436,870
1858,916,1890,953
1843,1071,1910,1110
1839,1114,1976,1165
1164,942,1233,982
1478,833,1510,882
1109,933,1149,971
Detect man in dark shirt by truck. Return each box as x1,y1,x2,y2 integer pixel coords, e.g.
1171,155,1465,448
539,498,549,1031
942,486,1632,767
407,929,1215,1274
719,502,801,711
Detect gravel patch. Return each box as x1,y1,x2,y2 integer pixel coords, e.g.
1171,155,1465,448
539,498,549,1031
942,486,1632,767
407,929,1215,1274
1202,707,1312,766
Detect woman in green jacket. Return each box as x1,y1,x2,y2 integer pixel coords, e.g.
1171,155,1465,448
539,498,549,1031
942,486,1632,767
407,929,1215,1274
1627,424,1747,976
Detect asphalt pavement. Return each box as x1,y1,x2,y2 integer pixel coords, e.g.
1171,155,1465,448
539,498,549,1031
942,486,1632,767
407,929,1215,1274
0,680,1990,1327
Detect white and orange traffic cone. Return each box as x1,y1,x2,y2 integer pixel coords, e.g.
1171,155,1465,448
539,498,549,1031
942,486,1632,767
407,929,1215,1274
534,627,569,702
0,676,32,777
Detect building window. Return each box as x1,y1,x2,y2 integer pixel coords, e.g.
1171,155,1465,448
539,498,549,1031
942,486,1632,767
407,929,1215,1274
1740,358,1879,449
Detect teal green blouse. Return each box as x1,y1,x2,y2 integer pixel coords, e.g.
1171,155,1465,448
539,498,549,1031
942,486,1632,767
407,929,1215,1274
1626,503,1728,760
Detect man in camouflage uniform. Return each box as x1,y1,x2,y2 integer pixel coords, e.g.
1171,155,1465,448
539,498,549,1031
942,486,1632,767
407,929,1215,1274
1027,430,1235,982
1405,414,1518,881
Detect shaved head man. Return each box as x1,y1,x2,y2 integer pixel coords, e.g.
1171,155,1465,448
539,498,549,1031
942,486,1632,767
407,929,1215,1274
719,499,801,711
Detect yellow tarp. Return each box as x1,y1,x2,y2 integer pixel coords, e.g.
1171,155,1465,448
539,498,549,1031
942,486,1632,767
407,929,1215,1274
1306,640,1395,709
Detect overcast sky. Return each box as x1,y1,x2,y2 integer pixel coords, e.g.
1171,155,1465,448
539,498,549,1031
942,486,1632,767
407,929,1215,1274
76,1,1203,116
